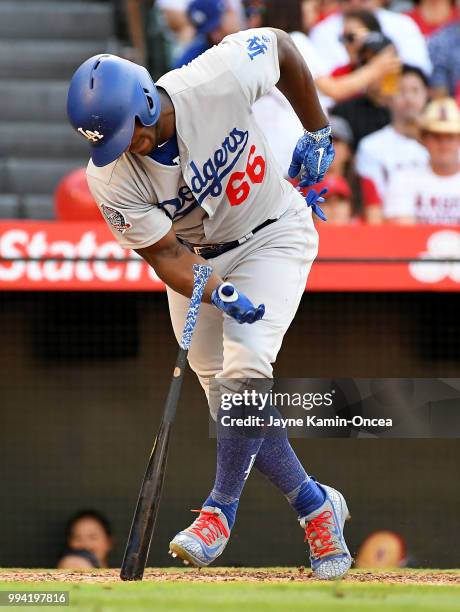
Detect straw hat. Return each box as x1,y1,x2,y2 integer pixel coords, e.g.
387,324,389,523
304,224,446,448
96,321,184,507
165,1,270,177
420,98,460,134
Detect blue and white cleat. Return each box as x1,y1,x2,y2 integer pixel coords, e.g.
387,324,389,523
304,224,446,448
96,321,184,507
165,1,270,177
300,483,352,580
169,506,230,567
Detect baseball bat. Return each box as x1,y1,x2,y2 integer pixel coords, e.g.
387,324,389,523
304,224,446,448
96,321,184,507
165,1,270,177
120,264,213,581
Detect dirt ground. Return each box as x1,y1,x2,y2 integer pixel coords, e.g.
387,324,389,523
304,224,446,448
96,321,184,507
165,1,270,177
1,568,459,586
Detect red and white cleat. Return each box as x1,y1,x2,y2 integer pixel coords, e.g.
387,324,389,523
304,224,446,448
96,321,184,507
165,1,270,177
169,506,231,567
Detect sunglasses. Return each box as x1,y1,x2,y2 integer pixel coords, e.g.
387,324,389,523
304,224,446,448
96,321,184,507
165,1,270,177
339,33,357,44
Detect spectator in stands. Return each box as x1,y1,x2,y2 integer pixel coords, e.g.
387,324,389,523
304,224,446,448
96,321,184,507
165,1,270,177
174,0,223,67
384,98,460,224
332,9,382,76
252,3,402,168
57,510,113,569
327,115,364,218
123,1,173,78
251,0,328,173
244,0,266,28
355,531,407,568
252,3,398,173
173,0,242,68
356,65,430,224
124,0,148,65
312,175,356,224
329,32,399,147
324,10,402,103
301,0,321,31
225,0,247,27
247,0,335,32
266,2,401,105
156,0,196,49
328,115,354,178
158,0,244,67
309,0,432,76
406,0,459,38
428,13,460,101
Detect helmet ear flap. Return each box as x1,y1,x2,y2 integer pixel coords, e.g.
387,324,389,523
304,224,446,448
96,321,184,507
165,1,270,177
136,79,161,126
143,88,155,112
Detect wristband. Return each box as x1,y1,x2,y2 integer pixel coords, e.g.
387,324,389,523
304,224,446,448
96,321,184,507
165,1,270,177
215,283,239,303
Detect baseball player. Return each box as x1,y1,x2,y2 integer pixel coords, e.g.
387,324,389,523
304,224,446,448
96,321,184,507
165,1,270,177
67,27,352,579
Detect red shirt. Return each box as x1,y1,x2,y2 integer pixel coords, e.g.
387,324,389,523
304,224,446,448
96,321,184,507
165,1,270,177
405,6,459,37
331,64,353,78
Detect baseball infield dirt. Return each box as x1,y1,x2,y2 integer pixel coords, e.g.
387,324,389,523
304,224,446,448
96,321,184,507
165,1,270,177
1,568,458,585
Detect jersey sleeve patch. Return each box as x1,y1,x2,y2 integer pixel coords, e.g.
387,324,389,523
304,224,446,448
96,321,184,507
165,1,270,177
246,34,271,61
101,204,132,234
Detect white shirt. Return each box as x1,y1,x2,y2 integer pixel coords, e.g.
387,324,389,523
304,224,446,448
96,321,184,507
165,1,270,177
252,32,328,176
156,0,188,10
309,9,432,76
384,165,460,223
289,31,328,81
356,125,429,202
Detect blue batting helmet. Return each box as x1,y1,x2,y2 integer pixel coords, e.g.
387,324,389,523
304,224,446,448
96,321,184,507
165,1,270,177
67,54,161,167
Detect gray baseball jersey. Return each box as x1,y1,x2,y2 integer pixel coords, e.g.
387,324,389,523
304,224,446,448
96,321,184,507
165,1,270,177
86,28,299,249
85,26,319,392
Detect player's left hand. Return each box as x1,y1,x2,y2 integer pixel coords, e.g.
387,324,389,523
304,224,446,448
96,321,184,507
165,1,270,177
288,126,334,187
211,283,265,324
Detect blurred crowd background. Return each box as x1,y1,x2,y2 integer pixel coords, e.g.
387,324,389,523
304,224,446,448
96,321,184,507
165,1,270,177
125,0,460,226
0,0,459,225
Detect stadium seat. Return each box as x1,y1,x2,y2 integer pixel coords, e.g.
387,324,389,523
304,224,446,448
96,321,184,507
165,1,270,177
0,194,20,219
5,159,89,195
0,81,69,123
0,121,88,159
0,2,113,41
22,194,55,220
0,159,6,193
0,123,88,159
0,40,107,80
0,0,116,219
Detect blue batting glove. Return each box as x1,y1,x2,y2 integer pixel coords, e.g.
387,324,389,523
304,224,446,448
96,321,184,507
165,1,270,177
288,125,334,187
305,187,328,222
211,282,265,324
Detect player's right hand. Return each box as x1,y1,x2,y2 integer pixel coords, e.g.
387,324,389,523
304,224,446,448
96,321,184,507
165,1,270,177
211,283,265,324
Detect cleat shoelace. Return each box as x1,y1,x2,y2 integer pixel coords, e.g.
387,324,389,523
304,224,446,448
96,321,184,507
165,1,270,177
189,509,229,546
304,510,340,558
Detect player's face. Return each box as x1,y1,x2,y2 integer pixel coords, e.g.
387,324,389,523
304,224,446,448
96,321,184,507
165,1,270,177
128,118,160,156
68,517,112,564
